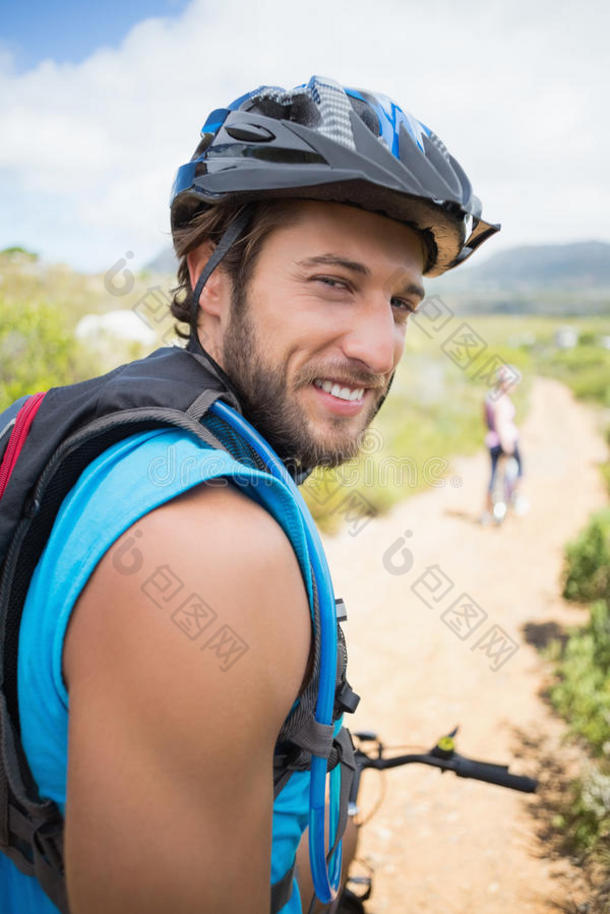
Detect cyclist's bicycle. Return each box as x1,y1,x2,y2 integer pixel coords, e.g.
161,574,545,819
490,453,520,524
329,726,537,913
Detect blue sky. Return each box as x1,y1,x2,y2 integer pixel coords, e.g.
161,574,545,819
1,0,608,273
1,0,188,73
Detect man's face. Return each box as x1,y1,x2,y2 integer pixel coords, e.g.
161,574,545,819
213,201,425,470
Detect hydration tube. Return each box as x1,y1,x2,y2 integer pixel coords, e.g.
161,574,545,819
209,399,342,903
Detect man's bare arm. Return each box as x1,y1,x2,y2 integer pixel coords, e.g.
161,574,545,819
62,482,312,913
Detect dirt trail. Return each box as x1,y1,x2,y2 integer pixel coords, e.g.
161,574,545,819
320,377,607,913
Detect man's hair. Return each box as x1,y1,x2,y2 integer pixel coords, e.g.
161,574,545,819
170,199,299,340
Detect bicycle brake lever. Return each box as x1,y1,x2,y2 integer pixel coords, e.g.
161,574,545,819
430,725,460,759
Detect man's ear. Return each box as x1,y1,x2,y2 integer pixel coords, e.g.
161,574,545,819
186,241,228,319
186,241,215,292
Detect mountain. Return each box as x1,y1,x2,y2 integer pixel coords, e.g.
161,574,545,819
431,240,610,314
144,247,179,274
465,241,610,289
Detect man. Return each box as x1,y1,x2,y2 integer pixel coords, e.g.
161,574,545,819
1,76,497,913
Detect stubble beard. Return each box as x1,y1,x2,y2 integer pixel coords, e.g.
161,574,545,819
220,287,381,472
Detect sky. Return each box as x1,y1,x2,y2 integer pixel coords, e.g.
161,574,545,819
0,0,608,274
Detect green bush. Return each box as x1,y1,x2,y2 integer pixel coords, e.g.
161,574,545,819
0,246,38,260
550,599,610,756
563,510,610,603
551,528,610,894
553,765,610,854
0,298,96,410
540,344,610,408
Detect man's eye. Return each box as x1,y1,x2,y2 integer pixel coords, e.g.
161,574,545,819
391,298,416,315
315,276,350,290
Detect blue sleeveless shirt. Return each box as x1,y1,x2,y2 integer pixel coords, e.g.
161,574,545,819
0,427,317,913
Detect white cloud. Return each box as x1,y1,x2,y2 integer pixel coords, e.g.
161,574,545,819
1,0,608,271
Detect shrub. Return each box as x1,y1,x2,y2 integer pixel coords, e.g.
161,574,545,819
550,599,610,757
0,298,96,410
563,510,610,604
553,765,610,854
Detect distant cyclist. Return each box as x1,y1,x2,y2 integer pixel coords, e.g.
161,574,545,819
481,364,526,523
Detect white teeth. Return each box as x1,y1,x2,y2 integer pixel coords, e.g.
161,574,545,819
313,379,365,402
332,384,350,399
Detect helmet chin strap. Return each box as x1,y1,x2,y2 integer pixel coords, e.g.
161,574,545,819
188,206,253,359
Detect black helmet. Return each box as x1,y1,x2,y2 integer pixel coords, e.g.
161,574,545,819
171,75,499,276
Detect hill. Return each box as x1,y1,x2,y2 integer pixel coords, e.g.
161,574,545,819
431,240,610,314
467,241,610,289
145,247,178,274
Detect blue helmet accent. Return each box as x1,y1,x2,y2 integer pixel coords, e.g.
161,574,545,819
171,75,500,276
344,88,430,157
200,107,230,136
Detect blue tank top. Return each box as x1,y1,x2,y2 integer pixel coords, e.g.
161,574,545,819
0,427,317,913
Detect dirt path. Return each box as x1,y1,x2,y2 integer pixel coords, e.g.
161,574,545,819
320,377,607,913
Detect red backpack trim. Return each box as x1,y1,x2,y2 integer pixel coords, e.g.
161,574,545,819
0,393,46,500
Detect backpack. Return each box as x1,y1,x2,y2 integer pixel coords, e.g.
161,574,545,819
0,343,359,913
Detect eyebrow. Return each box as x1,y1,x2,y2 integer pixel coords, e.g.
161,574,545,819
296,254,426,303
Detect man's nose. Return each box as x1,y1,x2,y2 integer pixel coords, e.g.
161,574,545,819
339,300,398,377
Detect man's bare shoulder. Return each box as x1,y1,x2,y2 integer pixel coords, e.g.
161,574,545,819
63,479,312,733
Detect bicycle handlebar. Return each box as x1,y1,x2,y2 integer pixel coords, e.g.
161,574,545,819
450,756,537,793
350,729,538,799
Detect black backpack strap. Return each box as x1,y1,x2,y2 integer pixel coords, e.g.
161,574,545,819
270,859,297,914
271,589,359,913
321,727,357,863
0,691,69,912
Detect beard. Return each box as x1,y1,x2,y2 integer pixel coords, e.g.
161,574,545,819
220,289,385,472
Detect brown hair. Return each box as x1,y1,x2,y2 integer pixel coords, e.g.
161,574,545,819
170,198,300,340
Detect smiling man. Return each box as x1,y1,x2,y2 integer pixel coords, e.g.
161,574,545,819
185,200,427,472
0,76,498,914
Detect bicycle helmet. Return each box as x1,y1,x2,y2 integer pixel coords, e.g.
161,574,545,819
171,75,500,277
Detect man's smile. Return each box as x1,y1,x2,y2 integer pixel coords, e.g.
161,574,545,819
308,379,369,416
